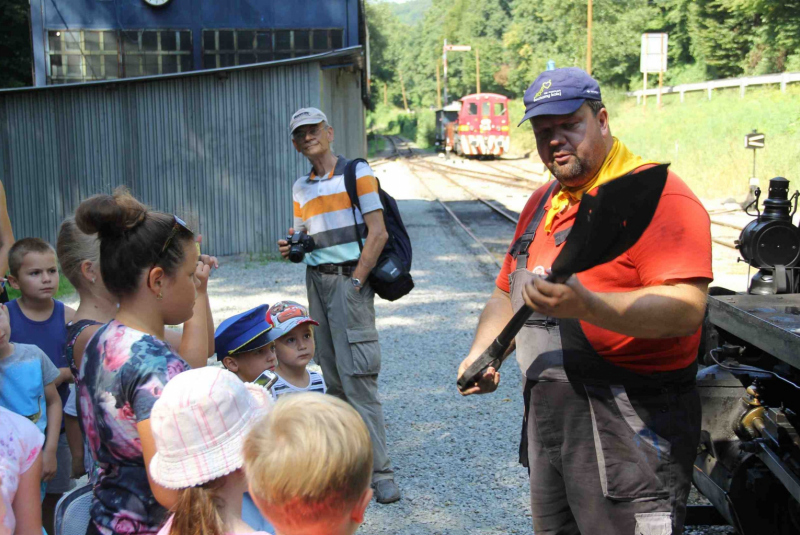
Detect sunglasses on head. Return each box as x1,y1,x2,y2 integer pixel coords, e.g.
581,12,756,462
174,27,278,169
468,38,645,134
157,215,193,259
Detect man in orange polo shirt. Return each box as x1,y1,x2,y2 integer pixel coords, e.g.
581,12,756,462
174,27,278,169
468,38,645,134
458,68,712,534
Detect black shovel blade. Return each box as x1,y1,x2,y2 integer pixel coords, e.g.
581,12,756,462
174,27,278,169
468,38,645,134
549,164,669,281
457,164,669,392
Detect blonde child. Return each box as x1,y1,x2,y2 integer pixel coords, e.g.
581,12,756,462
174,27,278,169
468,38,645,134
149,367,272,535
244,393,373,535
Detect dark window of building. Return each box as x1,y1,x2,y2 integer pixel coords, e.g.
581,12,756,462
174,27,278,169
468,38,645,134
468,103,478,115
46,30,123,83
330,29,343,49
202,28,342,66
120,30,193,77
482,102,490,116
46,29,193,84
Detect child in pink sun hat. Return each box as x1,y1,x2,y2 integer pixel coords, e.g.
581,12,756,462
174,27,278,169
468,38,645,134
149,367,273,535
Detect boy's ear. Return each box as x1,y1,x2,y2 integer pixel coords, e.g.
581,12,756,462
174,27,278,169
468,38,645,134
350,487,373,525
222,356,238,372
6,274,19,290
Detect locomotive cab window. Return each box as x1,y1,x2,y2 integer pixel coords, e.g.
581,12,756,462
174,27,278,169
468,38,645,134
482,102,490,117
494,102,506,116
468,103,478,115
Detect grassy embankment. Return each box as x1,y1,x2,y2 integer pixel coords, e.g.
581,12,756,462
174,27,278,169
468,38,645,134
369,84,800,201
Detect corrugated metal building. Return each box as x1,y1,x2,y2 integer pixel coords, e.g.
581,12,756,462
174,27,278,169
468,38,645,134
0,47,367,256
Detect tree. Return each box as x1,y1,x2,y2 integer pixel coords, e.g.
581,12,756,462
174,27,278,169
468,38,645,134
0,0,33,88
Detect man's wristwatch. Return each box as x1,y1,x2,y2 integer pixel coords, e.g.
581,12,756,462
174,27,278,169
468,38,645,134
351,277,363,290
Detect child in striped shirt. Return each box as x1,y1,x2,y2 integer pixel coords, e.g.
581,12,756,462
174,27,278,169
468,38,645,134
264,301,326,398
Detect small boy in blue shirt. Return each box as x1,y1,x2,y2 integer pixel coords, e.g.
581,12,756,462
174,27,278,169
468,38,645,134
5,237,76,531
0,303,62,484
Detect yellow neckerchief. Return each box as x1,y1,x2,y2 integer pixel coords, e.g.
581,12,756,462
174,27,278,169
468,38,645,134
544,138,657,233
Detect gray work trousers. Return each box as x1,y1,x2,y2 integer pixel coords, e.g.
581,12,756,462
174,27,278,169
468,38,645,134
306,267,393,482
526,381,700,535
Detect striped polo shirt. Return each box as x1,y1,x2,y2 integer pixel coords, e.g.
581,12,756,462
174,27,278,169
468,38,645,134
292,156,383,266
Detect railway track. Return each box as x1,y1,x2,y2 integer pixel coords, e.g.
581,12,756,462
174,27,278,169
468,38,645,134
384,136,518,268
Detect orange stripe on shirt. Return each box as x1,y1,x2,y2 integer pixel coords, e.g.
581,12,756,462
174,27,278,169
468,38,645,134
293,201,301,218
298,191,354,219
356,175,379,197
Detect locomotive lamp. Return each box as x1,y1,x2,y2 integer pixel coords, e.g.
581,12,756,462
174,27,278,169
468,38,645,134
736,177,800,294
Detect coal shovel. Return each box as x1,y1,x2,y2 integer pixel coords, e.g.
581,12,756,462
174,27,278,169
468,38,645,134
457,164,669,392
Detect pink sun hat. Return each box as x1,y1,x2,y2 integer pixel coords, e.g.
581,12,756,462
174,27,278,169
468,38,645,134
149,367,272,489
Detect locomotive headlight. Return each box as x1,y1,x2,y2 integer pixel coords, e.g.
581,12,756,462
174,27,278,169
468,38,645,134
737,177,800,294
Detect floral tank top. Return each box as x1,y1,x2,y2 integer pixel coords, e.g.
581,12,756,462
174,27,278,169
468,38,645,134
79,320,189,535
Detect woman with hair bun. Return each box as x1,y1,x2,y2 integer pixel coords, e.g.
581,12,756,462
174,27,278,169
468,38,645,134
74,187,214,535
56,215,217,480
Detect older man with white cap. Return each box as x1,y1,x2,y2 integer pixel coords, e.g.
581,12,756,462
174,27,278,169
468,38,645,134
277,107,400,504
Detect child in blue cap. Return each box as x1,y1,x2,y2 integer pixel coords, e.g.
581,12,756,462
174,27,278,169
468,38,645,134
213,304,281,535
265,301,325,398
215,304,278,384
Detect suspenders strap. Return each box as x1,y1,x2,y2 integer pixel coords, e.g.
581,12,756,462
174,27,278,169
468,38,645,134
509,181,559,268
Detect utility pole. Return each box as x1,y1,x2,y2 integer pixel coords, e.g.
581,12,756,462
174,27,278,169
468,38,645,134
475,48,480,93
442,39,448,106
442,40,472,105
398,71,409,112
436,60,442,108
586,0,593,75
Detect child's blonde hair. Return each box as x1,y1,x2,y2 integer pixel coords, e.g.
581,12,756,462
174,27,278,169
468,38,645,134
243,393,372,526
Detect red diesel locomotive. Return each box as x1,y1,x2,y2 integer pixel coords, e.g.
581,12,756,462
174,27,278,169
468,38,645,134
435,93,510,157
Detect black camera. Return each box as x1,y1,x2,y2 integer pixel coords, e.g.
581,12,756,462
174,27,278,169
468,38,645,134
286,231,315,263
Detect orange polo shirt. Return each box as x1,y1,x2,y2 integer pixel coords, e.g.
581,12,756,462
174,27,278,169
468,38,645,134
496,166,713,373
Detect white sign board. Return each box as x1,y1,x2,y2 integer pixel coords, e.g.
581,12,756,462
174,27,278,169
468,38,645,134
640,33,668,73
444,45,472,52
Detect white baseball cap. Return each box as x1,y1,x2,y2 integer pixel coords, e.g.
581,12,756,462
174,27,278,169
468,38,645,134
289,107,328,134
149,367,272,489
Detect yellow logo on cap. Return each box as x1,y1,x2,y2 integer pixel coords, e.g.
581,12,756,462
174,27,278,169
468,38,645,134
534,80,552,99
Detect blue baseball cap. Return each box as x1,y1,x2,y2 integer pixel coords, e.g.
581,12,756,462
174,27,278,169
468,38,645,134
518,67,602,126
215,304,273,360
265,301,319,342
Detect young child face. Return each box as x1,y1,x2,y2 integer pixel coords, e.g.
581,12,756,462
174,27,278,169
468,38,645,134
274,323,315,370
10,251,59,300
226,343,278,383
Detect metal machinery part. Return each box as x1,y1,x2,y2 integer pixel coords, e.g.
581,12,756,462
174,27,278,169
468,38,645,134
694,177,800,532
696,275,800,530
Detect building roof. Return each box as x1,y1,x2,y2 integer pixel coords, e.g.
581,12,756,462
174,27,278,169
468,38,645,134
0,46,363,95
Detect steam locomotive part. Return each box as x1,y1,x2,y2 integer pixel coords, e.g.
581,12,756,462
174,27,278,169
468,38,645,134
696,176,800,533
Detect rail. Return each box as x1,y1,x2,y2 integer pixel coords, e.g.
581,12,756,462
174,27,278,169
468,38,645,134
626,72,800,103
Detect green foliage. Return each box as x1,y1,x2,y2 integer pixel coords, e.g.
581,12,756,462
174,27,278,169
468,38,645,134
366,0,800,108
390,0,433,25
0,0,33,88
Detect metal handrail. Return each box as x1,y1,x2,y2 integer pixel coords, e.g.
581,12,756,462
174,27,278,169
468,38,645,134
626,71,800,100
